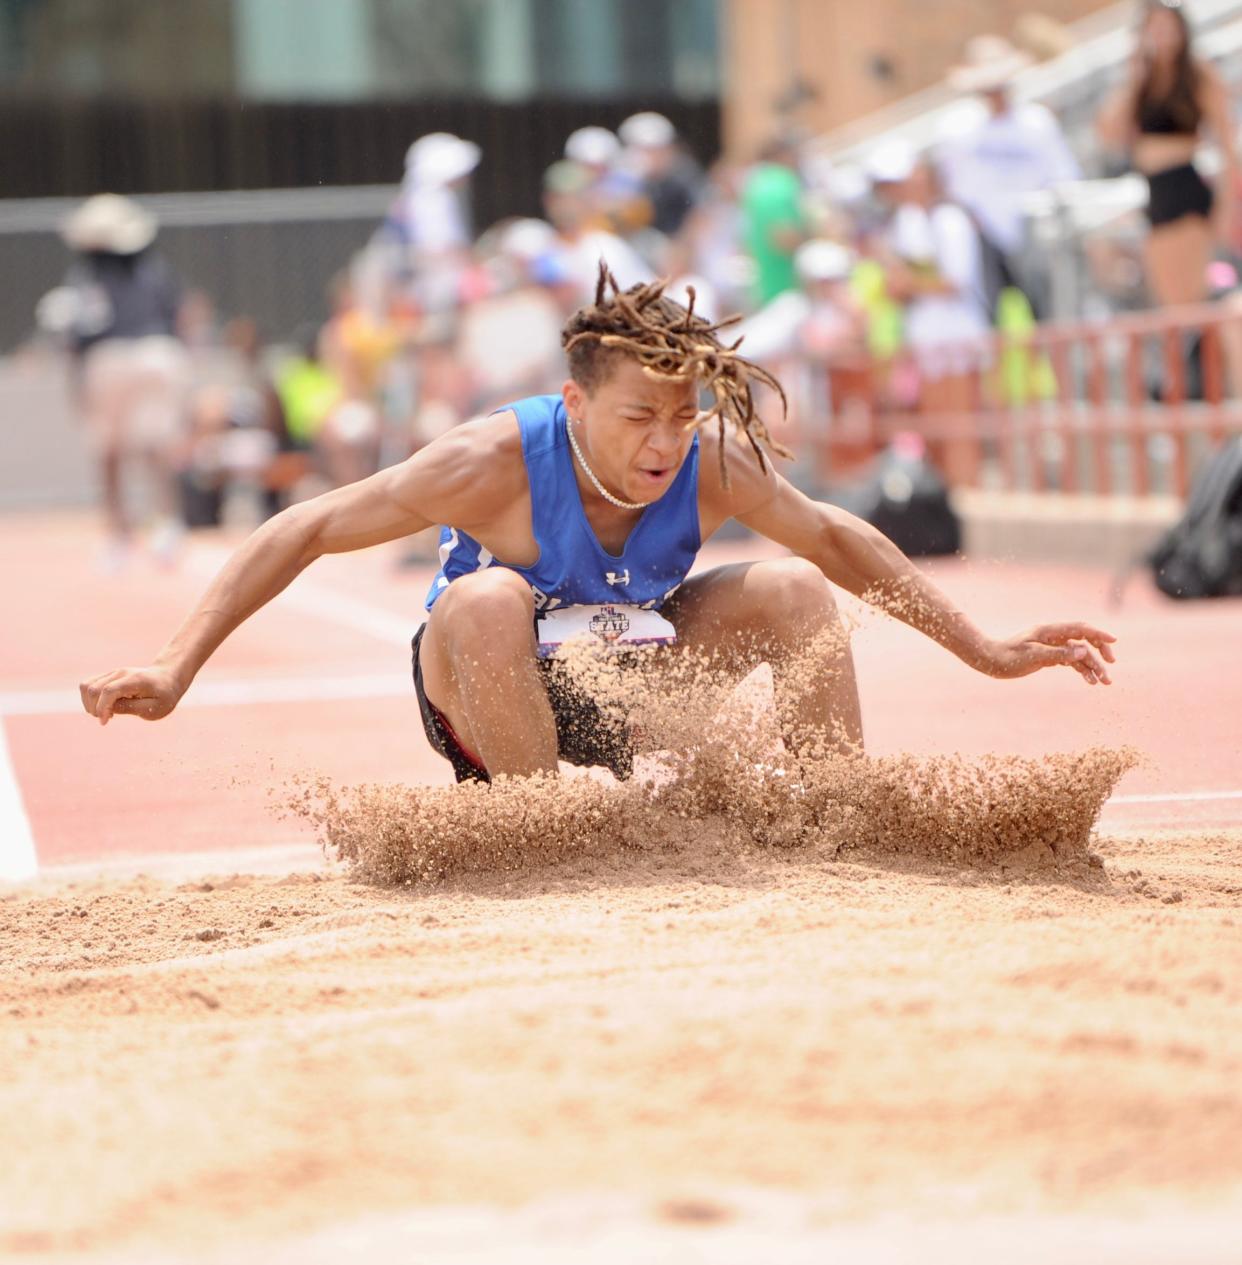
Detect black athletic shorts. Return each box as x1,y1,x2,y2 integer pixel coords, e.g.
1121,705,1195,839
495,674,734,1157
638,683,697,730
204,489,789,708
411,624,634,783
1145,163,1214,228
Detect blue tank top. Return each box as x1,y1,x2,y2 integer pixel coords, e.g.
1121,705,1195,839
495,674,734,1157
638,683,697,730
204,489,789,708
426,394,701,614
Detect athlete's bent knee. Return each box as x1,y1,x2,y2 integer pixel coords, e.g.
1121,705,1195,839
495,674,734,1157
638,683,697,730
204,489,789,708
750,557,836,621
434,569,536,652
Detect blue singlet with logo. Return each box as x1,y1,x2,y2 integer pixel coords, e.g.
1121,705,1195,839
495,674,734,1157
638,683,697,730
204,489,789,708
425,394,701,614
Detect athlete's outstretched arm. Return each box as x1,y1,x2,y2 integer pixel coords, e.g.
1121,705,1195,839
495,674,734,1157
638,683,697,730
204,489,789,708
80,416,520,724
732,468,1115,685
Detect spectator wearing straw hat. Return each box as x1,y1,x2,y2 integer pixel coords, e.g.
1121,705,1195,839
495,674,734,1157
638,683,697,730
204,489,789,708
54,193,191,569
937,34,1080,313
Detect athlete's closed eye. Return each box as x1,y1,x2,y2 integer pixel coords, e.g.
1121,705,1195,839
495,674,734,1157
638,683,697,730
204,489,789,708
620,408,697,423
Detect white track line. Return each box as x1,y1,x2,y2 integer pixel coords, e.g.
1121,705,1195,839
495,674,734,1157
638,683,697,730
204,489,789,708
259,577,417,647
187,546,419,648
0,720,38,882
0,673,412,718
43,840,324,881
1106,790,1242,806
1,549,428,717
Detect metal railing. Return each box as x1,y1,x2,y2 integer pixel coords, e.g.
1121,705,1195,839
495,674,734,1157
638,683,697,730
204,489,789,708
807,301,1242,499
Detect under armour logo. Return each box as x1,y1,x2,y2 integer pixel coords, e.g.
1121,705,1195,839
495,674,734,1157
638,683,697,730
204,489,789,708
605,570,630,586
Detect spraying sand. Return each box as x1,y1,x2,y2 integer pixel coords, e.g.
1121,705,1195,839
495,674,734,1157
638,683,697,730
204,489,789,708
287,633,1136,886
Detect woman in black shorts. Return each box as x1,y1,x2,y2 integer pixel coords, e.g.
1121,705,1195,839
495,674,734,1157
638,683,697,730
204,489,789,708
1097,0,1237,308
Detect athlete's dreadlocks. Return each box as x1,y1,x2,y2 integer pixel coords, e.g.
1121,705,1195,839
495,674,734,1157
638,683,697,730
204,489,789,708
561,263,791,486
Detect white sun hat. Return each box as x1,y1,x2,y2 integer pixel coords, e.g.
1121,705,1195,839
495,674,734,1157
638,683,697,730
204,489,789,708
500,217,559,262
948,35,1033,93
403,132,482,186
864,139,917,186
60,193,158,254
826,162,871,205
618,111,677,149
795,239,855,283
565,126,621,167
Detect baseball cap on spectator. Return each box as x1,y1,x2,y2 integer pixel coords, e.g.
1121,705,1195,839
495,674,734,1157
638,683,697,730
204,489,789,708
404,132,481,186
864,139,917,186
35,286,85,334
795,240,855,283
565,126,621,167
542,160,593,196
618,111,677,149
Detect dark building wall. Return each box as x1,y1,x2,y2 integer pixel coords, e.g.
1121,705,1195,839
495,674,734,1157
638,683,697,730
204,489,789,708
0,96,721,350
0,96,721,224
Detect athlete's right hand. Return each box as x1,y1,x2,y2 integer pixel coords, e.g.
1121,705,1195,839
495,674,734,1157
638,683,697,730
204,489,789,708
80,666,185,725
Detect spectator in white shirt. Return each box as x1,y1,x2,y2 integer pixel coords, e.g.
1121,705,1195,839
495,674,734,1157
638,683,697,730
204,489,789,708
937,36,1080,311
870,145,990,368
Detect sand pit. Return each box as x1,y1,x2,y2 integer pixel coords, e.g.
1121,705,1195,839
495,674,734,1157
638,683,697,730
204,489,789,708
10,516,1242,1259
5,628,1239,1261
3,806,1242,1261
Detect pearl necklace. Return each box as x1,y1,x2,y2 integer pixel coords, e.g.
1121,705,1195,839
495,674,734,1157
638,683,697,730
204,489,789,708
565,417,651,511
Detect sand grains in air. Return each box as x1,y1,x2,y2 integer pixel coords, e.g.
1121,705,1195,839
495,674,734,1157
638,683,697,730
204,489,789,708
284,632,1136,886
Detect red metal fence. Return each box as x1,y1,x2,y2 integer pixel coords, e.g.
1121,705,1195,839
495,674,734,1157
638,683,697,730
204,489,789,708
811,300,1242,499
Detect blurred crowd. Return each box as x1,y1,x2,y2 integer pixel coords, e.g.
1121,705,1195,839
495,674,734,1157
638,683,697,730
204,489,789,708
37,6,1242,565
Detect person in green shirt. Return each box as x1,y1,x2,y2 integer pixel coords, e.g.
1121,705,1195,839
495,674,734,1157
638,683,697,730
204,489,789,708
741,134,808,307
275,328,340,447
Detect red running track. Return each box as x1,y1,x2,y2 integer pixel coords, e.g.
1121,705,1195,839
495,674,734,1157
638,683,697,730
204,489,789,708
1,511,1238,876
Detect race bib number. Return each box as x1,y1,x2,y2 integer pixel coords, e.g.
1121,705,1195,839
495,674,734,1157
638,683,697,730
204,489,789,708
536,603,677,659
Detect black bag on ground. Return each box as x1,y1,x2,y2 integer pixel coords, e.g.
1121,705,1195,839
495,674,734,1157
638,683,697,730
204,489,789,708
1147,436,1242,598
841,438,961,557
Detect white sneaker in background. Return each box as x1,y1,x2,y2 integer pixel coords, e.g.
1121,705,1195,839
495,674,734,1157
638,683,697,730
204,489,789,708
149,519,185,569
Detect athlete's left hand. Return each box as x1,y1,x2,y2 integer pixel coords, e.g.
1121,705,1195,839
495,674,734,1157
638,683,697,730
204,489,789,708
982,624,1116,685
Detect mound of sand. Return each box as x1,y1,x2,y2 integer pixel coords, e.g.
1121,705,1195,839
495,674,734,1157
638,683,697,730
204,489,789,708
281,632,1136,887
288,746,1135,887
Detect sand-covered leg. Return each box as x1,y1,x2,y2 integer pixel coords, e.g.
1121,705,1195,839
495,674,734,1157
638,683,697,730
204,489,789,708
419,568,558,778
666,558,862,757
